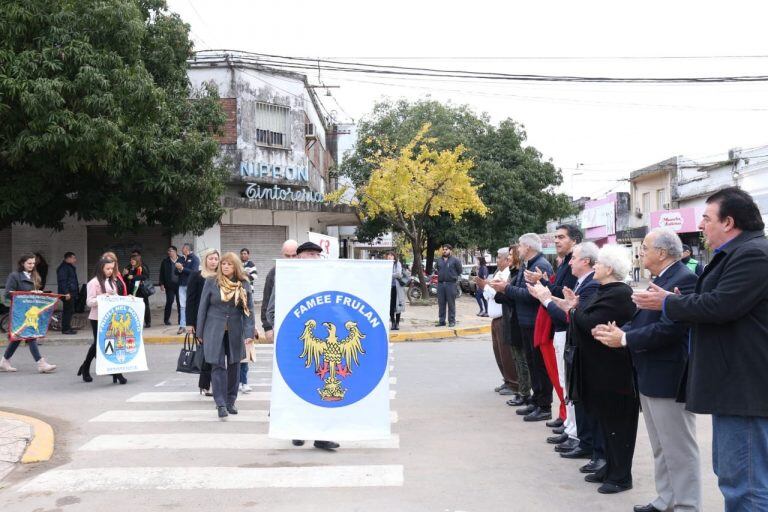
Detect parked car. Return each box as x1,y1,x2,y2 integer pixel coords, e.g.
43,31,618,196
459,265,476,294
464,264,498,294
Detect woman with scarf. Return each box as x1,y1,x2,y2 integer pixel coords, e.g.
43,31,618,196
196,252,255,419
185,248,220,395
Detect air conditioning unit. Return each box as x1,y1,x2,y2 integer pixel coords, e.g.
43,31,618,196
634,208,643,218
662,203,670,210
304,123,317,140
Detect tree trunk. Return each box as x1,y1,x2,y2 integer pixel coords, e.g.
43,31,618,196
425,235,438,274
409,234,429,297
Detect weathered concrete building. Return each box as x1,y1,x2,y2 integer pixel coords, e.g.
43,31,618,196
1,52,357,301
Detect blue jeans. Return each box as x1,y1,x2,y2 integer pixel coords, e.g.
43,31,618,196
712,414,768,511
178,285,187,327
239,361,248,385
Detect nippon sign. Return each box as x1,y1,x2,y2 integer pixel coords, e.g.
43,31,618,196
650,207,704,233
240,161,309,182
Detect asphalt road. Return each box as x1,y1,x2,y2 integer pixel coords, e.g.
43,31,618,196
0,336,723,511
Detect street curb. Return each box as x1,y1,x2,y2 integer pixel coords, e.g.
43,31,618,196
0,411,54,464
390,324,491,342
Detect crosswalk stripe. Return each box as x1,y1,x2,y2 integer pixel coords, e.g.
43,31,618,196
18,465,404,492
79,433,400,451
89,409,400,423
126,390,397,403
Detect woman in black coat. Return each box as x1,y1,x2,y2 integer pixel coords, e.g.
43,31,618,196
186,248,220,395
565,245,637,494
123,254,151,327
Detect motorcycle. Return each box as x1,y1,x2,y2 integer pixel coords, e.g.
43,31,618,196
407,272,462,301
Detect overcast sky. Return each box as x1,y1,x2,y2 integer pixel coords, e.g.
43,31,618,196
168,0,768,199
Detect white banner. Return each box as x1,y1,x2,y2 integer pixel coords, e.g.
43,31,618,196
95,295,149,375
307,232,339,259
269,259,391,441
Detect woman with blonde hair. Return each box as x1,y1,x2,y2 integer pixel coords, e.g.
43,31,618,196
196,252,255,418
185,248,220,395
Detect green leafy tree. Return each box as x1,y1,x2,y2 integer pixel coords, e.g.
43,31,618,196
0,0,228,234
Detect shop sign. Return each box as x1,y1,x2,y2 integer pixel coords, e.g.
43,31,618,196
240,161,309,182
245,183,324,203
650,207,703,233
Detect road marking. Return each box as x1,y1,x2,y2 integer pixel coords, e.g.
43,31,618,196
18,465,404,492
89,409,400,424
79,433,400,451
126,390,397,402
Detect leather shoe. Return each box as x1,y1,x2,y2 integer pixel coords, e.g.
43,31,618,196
507,395,527,407
63,329,78,335
313,440,340,450
217,406,228,418
598,482,632,494
515,404,536,415
579,459,607,474
547,433,569,444
584,472,605,483
552,426,566,435
226,405,238,415
633,505,663,512
560,446,593,459
292,439,305,446
523,408,552,422
545,417,564,428
554,438,579,453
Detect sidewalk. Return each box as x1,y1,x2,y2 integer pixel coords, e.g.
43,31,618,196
0,411,54,483
30,295,492,345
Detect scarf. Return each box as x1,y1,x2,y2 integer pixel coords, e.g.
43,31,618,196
217,276,250,317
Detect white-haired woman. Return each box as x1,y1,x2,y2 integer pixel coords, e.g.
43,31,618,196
559,245,637,494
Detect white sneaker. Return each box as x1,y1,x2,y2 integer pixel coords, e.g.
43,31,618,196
37,357,57,373
239,383,252,393
0,357,17,372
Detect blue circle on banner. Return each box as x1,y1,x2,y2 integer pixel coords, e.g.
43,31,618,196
276,291,388,408
99,305,142,365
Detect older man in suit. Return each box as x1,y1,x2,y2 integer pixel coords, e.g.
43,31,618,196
595,228,701,512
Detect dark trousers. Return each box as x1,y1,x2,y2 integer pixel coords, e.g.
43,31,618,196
3,339,41,361
163,285,180,324
594,394,640,487
61,297,75,332
142,295,151,327
211,332,239,407
389,286,397,320
491,317,518,389
520,325,552,410
475,290,487,313
576,401,605,460
437,282,457,324
86,319,124,379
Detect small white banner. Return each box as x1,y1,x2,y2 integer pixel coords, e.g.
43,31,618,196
95,295,149,375
269,259,391,441
307,232,339,259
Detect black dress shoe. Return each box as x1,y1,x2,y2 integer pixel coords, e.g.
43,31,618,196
546,417,564,428
598,482,632,494
226,405,238,415
633,504,663,512
524,408,552,422
554,438,580,453
313,440,340,450
560,446,593,459
292,439,305,446
507,395,527,407
515,404,536,415
584,472,605,483
217,406,228,418
547,433,569,444
552,426,566,435
63,329,78,335
579,459,607,474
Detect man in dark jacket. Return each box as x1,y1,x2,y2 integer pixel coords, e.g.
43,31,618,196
159,246,184,327
595,228,700,512
177,243,200,335
634,187,768,511
488,233,553,422
261,239,298,343
434,244,463,327
56,252,79,335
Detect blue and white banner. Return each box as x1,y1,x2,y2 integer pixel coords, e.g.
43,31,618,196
269,259,392,441
95,295,148,375
8,292,59,341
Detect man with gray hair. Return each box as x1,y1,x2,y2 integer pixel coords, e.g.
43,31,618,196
593,228,700,511
261,239,298,343
483,247,518,395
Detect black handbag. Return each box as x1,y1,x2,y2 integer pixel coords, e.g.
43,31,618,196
140,280,156,297
176,333,202,374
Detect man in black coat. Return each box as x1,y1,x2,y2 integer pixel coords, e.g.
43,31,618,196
56,252,79,335
595,228,700,512
261,239,298,343
434,244,463,327
159,246,184,326
634,187,768,511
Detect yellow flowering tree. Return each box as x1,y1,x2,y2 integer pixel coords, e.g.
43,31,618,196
361,123,487,294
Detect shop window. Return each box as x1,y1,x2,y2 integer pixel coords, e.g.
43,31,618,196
657,188,666,209
642,192,650,213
